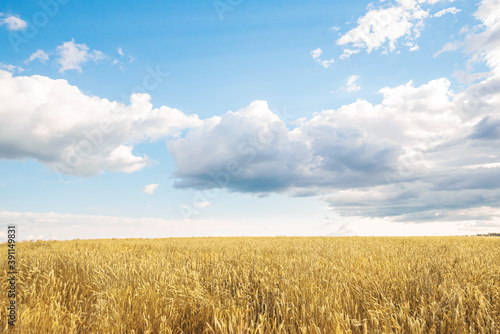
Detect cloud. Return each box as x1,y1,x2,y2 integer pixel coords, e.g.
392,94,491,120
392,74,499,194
433,7,461,18
310,48,334,68
345,75,361,92
25,50,50,64
1,0,499,229
320,59,335,68
434,0,500,71
167,70,500,223
114,47,135,70
167,99,402,194
464,0,500,73
0,69,202,176
56,39,105,73
144,184,159,194
310,48,322,59
434,41,461,57
337,0,433,54
0,62,24,73
0,14,27,31
339,48,360,60
469,116,500,140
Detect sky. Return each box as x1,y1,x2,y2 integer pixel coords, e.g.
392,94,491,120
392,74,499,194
0,0,499,240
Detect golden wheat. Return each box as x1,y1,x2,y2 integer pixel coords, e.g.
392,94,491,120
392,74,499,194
1,237,499,333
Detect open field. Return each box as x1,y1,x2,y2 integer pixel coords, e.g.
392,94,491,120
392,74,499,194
1,237,500,333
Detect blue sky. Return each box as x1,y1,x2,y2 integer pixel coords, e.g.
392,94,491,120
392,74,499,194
1,0,499,240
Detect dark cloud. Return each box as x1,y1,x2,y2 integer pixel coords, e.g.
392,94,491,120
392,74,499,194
469,116,500,140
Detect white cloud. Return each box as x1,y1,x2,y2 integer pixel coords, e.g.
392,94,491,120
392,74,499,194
114,47,135,69
433,0,500,74
337,0,430,53
345,75,361,92
167,73,500,224
0,62,24,73
433,7,461,18
56,39,105,73
474,0,500,27
144,184,159,194
465,0,500,74
434,41,461,57
310,48,322,59
0,14,27,31
310,48,334,68
25,50,50,64
426,0,455,4
320,59,335,68
0,70,202,176
339,48,360,60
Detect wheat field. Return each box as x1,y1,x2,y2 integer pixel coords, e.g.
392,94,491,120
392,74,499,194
1,237,499,333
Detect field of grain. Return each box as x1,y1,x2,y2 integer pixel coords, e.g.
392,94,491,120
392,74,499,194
1,237,499,333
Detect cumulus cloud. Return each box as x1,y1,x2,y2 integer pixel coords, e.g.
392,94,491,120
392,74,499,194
167,69,500,222
167,99,402,194
0,14,27,31
0,70,201,176
56,39,105,73
144,184,159,194
337,0,430,53
25,50,49,64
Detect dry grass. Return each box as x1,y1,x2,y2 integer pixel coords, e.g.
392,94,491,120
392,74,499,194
1,237,499,333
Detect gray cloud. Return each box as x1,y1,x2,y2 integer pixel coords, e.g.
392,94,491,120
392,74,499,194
167,100,402,195
470,116,500,140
